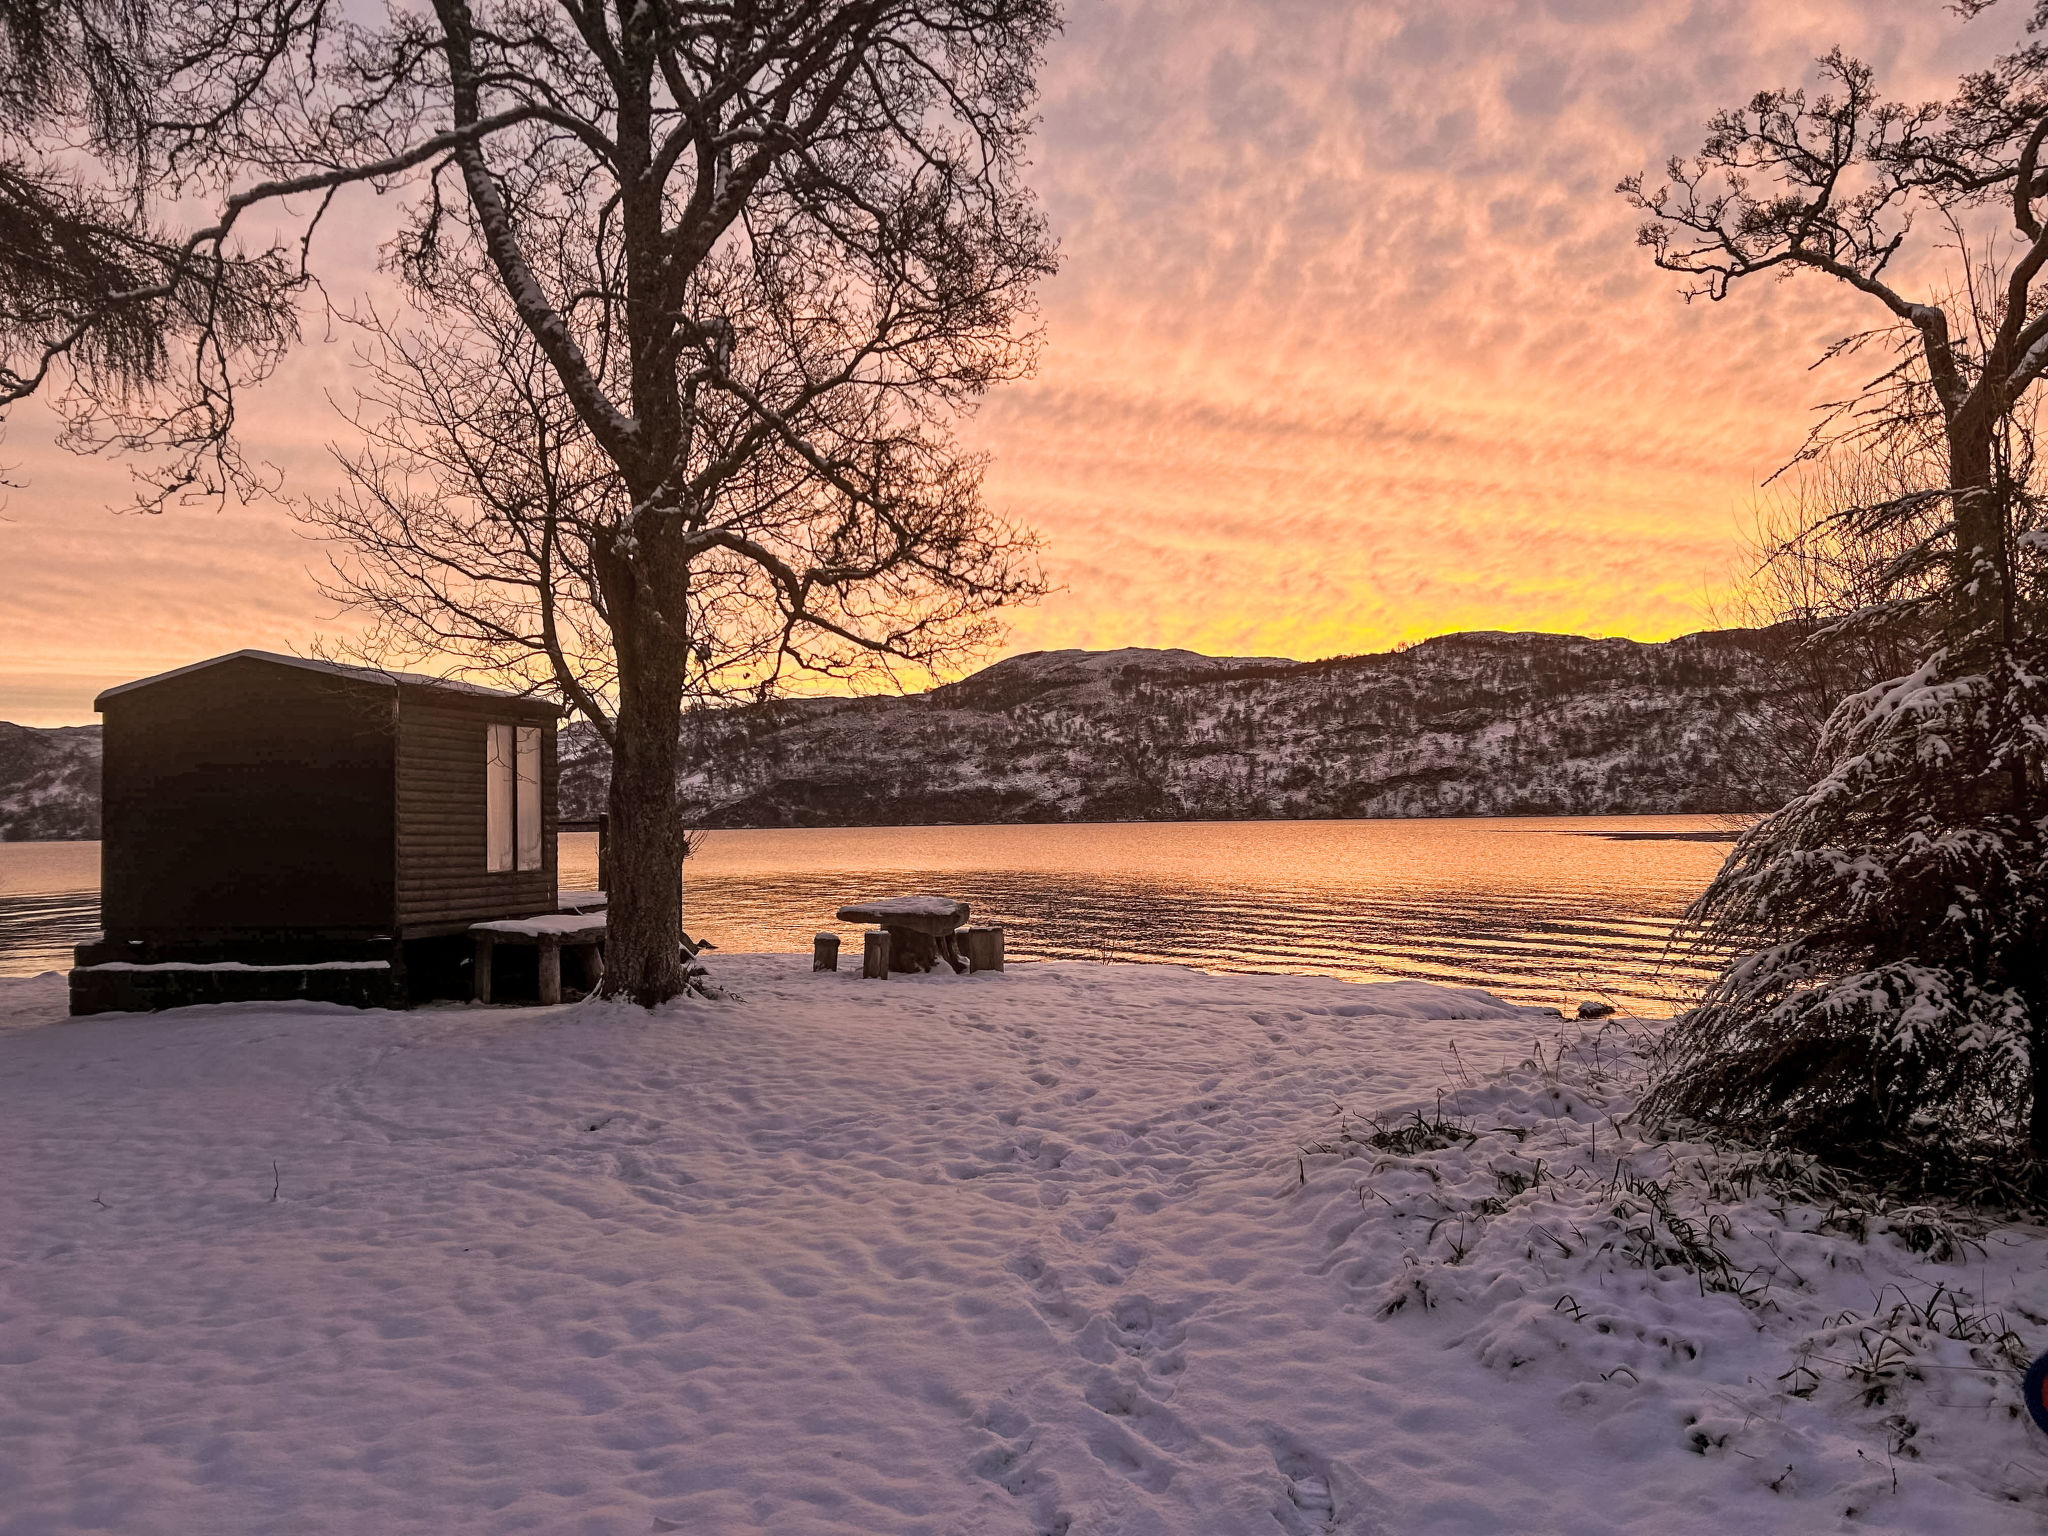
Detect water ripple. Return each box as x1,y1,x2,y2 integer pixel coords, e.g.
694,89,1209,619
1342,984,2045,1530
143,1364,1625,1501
0,817,1728,1015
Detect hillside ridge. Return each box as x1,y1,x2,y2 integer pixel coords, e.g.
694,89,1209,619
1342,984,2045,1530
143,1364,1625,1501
0,628,1808,839
562,625,1807,827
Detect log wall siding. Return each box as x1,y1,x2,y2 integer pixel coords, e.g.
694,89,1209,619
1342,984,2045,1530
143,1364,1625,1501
100,662,397,939
394,701,557,933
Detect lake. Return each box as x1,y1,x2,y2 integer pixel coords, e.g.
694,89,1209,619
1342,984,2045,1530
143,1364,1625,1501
0,816,1733,1014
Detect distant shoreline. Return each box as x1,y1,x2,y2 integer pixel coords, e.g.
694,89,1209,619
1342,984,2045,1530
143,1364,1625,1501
1556,829,1742,842
5,811,1758,846
618,813,1758,838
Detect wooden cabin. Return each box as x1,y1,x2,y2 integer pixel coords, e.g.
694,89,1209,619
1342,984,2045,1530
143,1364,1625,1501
70,651,564,1015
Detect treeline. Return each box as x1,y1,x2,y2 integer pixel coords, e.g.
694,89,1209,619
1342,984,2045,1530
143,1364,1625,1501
557,627,1815,829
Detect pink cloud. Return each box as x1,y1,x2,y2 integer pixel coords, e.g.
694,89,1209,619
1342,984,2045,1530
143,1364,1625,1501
2,1,2030,722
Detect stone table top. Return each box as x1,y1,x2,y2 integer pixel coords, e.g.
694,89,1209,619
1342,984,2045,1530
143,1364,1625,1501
835,896,970,936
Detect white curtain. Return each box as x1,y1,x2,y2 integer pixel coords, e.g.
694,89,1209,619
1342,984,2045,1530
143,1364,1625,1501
486,724,516,873
515,726,543,871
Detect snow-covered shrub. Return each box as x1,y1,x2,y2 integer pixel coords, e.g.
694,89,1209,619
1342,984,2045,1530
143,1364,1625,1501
1621,12,2048,1182
1646,637,2048,1178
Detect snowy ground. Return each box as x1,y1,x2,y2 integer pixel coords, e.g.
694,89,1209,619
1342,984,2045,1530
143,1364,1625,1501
2,957,2045,1535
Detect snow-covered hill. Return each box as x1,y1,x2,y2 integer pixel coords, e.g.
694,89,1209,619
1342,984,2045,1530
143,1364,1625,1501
563,626,1815,826
0,723,100,840
0,626,1814,839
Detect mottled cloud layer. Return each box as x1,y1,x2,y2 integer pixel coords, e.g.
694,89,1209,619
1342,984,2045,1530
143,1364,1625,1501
0,0,2028,722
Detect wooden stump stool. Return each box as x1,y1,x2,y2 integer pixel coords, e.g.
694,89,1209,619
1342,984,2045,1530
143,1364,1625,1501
965,925,1005,973
814,932,841,971
862,930,892,979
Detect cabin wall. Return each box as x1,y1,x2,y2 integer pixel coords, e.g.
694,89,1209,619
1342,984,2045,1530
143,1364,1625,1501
100,665,397,939
394,701,557,934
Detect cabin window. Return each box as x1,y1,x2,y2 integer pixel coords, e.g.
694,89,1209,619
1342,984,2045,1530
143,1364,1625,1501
516,725,543,870
486,723,544,873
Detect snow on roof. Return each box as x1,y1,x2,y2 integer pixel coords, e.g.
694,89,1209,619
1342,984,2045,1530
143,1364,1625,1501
95,651,565,713
72,960,392,973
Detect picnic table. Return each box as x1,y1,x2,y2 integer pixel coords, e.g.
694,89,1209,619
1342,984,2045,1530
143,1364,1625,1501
471,913,607,1004
836,896,970,974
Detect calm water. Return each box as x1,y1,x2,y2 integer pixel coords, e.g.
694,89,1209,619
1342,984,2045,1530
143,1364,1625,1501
0,816,1736,1014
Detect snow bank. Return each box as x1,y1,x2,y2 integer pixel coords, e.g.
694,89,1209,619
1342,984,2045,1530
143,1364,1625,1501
0,958,2041,1534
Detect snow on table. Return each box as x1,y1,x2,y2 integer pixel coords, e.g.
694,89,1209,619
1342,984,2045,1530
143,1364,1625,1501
836,894,969,924
469,913,608,939
0,960,2041,1535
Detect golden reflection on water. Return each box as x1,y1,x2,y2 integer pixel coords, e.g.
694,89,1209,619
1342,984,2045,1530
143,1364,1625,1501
0,841,99,981
0,819,1731,1016
566,816,1732,1016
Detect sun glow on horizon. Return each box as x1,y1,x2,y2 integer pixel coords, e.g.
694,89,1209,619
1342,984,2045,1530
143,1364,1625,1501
1,1,2024,725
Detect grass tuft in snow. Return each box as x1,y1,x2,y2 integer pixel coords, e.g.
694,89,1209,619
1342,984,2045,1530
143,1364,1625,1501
1299,1092,1480,1164
1293,1021,2048,1517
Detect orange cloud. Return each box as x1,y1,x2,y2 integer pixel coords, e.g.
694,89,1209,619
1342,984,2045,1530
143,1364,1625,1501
0,1,2027,723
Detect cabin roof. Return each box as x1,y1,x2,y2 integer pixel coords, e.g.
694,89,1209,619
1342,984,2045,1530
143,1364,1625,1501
95,650,566,716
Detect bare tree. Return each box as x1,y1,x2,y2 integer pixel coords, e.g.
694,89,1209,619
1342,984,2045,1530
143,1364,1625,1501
1627,5,2048,1172
1620,26,2048,652
309,307,623,717
272,2,1056,1001
1706,440,1955,802
306,284,1043,818
0,0,329,505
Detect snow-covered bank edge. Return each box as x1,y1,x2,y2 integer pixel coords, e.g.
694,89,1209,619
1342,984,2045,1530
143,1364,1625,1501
1295,1020,2048,1523
3,957,2046,1533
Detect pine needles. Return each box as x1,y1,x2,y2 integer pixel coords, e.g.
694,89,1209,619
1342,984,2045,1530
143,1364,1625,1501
1646,639,2048,1202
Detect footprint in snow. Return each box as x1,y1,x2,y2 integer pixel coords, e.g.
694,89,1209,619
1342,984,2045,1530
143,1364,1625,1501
1006,1251,1089,1330
1012,1133,1071,1171
1264,1434,1385,1536
1275,1459,1336,1534
1073,1293,1191,1384
1085,1419,1177,1492
1084,1239,1145,1286
1080,1367,1202,1454
969,1399,1071,1535
1063,1206,1117,1238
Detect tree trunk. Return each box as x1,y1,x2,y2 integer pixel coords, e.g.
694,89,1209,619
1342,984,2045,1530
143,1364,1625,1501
1949,413,2046,1159
599,609,689,1005
2032,1016,2048,1159
1947,414,2008,652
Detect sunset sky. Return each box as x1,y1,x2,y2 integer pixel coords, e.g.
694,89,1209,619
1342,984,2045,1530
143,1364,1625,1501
0,0,2026,725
